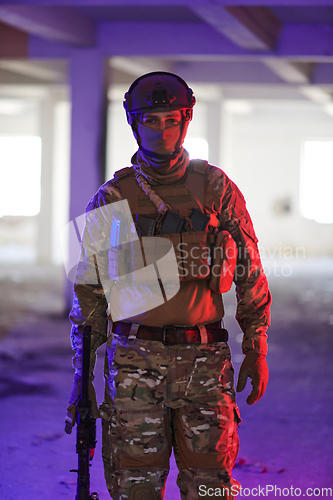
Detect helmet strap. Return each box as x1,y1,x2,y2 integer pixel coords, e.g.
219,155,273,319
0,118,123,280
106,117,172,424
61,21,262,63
174,109,186,153
128,112,142,148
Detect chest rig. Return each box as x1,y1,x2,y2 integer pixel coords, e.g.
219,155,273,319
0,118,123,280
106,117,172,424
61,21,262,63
114,160,216,282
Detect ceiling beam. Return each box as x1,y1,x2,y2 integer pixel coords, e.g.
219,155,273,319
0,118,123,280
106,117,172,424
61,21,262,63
174,60,284,84
190,5,281,51
2,1,333,6
31,21,246,58
27,20,333,62
0,60,66,81
96,22,333,60
0,20,28,58
210,0,333,5
0,6,95,46
312,63,333,85
97,21,268,57
109,57,173,78
278,24,333,58
0,85,50,99
262,60,316,84
299,85,332,104
225,6,281,50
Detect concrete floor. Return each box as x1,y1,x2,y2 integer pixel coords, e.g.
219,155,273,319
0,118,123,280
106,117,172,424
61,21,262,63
0,258,332,499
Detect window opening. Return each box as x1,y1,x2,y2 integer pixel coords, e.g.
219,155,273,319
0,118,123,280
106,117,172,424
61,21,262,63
300,140,333,224
0,136,41,217
183,138,209,161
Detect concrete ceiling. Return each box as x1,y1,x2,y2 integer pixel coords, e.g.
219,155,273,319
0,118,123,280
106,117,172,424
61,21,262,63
0,1,333,104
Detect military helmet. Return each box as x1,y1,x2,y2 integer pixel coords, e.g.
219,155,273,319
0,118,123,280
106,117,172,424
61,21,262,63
123,71,196,115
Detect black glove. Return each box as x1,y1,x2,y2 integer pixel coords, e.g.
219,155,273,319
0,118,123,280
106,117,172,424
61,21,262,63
65,373,99,434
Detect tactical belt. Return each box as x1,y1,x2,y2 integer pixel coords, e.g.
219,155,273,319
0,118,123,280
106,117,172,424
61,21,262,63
113,321,228,345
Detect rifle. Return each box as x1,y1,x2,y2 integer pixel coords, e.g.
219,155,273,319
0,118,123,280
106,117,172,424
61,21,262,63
70,325,99,500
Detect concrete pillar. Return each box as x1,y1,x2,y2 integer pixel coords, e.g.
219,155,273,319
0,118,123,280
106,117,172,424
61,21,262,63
52,98,71,266
69,49,107,220
66,49,108,309
37,90,54,265
207,99,222,167
220,101,233,176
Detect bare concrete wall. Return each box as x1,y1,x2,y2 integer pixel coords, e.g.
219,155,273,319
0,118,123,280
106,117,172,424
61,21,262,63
223,101,333,256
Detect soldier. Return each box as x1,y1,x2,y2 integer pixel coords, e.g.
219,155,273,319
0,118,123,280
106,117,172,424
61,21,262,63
65,72,271,500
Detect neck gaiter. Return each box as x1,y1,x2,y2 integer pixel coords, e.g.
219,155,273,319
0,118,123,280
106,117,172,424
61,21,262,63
131,148,190,185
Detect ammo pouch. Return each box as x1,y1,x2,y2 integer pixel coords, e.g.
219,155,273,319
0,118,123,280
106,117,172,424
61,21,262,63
209,230,237,293
161,228,237,287
108,232,210,283
108,236,174,285
161,231,210,281
108,228,237,289
109,208,212,283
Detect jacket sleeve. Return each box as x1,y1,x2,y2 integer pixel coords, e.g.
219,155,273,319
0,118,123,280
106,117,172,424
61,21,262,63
206,165,271,356
222,180,271,356
69,181,122,376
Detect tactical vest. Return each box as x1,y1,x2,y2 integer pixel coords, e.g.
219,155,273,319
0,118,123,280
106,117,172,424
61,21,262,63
110,160,237,291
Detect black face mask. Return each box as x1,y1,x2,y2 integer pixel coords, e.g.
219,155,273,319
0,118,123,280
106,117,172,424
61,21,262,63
137,122,182,156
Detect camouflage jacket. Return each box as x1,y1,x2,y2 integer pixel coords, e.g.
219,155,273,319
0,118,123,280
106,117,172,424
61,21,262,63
69,163,271,375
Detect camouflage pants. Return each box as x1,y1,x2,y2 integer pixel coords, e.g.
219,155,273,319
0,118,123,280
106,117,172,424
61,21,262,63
99,333,241,500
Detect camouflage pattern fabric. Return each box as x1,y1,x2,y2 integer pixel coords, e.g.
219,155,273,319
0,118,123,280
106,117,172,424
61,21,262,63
70,162,271,367
98,333,240,499
177,469,241,500
69,160,271,499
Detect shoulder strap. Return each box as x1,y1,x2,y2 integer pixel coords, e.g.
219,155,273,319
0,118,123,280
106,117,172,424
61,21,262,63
184,160,208,209
115,166,169,218
114,167,133,180
190,159,208,175
114,167,143,213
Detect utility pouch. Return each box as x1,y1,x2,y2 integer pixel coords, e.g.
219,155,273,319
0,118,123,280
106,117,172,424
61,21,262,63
108,246,128,280
155,233,182,276
179,231,210,281
108,239,145,281
188,209,210,231
209,230,237,293
161,211,185,234
135,214,156,236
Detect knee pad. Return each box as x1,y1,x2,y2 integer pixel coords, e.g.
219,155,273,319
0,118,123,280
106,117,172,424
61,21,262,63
177,468,240,500
129,483,158,500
